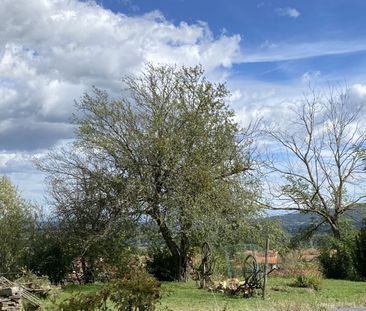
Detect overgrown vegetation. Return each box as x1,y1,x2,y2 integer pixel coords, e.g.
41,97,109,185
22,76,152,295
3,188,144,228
318,224,358,280
0,176,38,274
57,270,161,311
291,271,322,290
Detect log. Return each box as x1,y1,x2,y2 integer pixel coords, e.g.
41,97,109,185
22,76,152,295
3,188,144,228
0,288,22,299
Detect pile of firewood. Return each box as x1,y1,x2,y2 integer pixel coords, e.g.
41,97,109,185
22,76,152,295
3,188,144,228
208,278,243,294
0,287,22,311
208,278,260,298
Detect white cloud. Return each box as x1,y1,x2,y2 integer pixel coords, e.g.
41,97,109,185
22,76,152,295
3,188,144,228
0,0,244,202
347,84,366,108
0,0,242,153
2,0,366,204
242,40,366,63
228,89,242,103
227,78,302,128
301,71,321,83
275,7,300,18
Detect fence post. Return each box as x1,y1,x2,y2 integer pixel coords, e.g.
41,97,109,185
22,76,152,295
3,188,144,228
262,237,269,299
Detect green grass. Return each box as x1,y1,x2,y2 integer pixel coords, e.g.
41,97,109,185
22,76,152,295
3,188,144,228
157,278,366,311
48,278,366,311
43,283,104,309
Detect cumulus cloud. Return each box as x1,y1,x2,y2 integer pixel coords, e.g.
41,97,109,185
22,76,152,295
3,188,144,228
0,0,242,153
275,7,300,18
226,78,301,128
347,84,366,108
0,0,244,202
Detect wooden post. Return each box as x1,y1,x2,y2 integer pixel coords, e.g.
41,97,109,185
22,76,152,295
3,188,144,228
262,237,269,300
203,263,206,288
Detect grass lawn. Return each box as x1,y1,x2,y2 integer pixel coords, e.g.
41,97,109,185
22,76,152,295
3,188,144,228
47,278,366,311
158,278,366,311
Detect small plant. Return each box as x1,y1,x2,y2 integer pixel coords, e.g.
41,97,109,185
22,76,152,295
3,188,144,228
57,269,161,311
56,289,109,311
291,270,322,291
109,270,161,310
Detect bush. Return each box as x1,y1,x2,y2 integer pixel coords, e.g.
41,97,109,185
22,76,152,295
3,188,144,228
58,270,161,311
146,248,177,281
16,270,60,300
23,226,72,284
291,270,322,291
319,238,356,280
109,270,161,310
354,219,366,279
274,249,321,278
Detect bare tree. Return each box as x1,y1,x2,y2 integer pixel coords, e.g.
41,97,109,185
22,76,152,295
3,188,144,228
264,88,366,239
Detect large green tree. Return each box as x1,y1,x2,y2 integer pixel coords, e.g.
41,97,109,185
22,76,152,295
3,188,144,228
39,64,258,280
0,176,37,274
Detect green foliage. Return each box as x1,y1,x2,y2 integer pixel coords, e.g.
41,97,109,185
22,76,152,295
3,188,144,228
16,270,60,300
57,270,161,311
39,63,259,281
17,270,52,288
291,271,322,291
23,225,72,284
319,235,357,280
0,176,38,273
277,249,321,278
52,278,366,311
146,248,177,281
354,218,366,279
249,217,290,253
57,288,109,311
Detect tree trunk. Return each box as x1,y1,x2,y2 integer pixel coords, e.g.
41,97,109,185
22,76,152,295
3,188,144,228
178,233,189,281
81,256,94,283
154,216,190,281
154,217,181,280
329,217,341,239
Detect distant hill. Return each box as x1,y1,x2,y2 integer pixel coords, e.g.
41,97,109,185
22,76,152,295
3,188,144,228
271,205,366,236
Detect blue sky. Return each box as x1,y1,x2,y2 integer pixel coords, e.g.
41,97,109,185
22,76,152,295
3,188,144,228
98,0,366,83
1,0,366,205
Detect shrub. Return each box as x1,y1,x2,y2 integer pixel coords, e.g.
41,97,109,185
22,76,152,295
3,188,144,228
319,238,356,280
354,219,366,279
56,289,109,311
146,247,177,281
274,249,321,278
16,270,60,300
58,270,161,311
23,227,72,285
109,270,161,310
291,270,322,291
